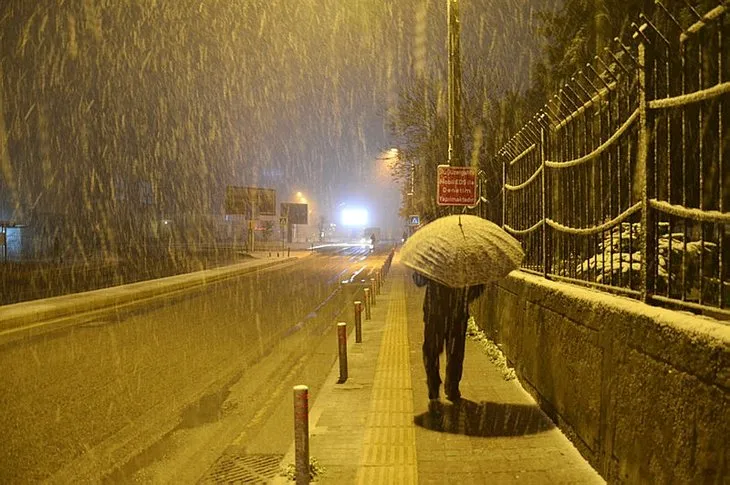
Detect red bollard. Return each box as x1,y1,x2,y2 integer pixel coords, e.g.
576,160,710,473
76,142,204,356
337,322,348,383
293,385,309,485
354,301,362,343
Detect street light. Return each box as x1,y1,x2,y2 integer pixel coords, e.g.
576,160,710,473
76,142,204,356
294,191,307,204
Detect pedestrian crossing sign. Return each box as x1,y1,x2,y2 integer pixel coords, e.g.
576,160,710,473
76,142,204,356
408,215,420,226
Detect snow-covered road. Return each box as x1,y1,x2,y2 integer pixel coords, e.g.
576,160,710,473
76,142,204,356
0,246,381,483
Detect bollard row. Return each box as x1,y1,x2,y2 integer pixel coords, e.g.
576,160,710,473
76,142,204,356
291,247,397,480
338,251,396,382
380,247,395,277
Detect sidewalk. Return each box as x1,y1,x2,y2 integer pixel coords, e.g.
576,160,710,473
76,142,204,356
273,255,604,484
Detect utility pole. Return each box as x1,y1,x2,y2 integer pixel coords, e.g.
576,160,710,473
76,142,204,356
447,0,464,168
0,61,18,219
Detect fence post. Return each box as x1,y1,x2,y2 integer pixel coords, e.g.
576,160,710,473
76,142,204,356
293,385,309,485
638,40,656,303
540,126,549,278
354,301,362,343
337,322,348,383
502,157,507,228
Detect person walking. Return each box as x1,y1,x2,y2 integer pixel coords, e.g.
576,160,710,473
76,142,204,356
412,271,484,403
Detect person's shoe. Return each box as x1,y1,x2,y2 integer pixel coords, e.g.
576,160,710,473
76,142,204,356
445,389,461,403
426,398,444,429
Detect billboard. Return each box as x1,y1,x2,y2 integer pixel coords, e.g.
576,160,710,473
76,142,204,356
280,202,308,225
225,186,276,216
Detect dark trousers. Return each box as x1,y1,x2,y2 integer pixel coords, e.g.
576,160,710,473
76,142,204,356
422,313,467,400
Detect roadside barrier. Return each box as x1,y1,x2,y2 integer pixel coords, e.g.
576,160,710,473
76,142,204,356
354,301,362,343
288,249,398,484
337,322,348,383
380,247,395,277
288,250,399,483
293,385,309,485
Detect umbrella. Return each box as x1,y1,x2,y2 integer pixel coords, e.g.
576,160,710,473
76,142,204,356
400,215,524,288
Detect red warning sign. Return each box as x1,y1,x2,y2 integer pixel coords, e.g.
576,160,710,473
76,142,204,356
437,165,478,206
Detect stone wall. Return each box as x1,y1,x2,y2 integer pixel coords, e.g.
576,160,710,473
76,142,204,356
472,271,730,484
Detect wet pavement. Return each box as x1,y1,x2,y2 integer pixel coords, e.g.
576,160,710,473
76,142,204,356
0,247,385,483
266,255,604,484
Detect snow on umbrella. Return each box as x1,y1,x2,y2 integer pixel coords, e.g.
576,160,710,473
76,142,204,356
400,215,524,288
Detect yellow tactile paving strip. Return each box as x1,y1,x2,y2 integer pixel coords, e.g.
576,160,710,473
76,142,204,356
355,277,418,485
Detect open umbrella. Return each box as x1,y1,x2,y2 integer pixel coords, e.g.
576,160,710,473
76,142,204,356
400,215,524,288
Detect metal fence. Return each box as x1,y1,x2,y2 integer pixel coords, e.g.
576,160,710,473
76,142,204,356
498,3,729,317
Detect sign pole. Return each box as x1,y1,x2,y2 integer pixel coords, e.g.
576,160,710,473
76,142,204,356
447,0,463,168
249,205,255,252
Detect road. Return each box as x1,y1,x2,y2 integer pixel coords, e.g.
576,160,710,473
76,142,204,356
0,245,386,483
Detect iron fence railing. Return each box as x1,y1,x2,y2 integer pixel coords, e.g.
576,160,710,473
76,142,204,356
498,2,729,317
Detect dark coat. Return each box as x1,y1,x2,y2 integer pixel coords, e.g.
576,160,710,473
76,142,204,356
412,272,484,324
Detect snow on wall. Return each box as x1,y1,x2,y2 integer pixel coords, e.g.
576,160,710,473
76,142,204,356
510,271,730,347
472,271,730,485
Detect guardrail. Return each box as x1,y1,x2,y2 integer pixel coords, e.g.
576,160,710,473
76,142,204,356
498,2,729,317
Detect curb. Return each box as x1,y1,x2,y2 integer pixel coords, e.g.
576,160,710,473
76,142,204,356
0,257,300,345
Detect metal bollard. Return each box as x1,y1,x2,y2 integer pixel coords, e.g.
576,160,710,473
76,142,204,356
354,301,362,343
337,322,348,383
376,270,382,295
370,278,377,306
363,288,371,320
293,385,310,485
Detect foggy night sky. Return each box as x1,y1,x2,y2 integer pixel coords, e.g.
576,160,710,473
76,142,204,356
0,0,545,236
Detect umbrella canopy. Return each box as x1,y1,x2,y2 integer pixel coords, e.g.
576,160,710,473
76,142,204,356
400,215,524,288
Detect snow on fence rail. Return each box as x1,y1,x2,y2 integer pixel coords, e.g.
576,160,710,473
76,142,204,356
497,2,730,318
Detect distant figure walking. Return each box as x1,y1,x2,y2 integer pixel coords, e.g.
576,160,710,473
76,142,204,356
412,272,484,402
370,233,376,250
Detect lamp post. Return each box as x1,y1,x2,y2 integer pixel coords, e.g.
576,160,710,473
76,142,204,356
447,0,464,168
